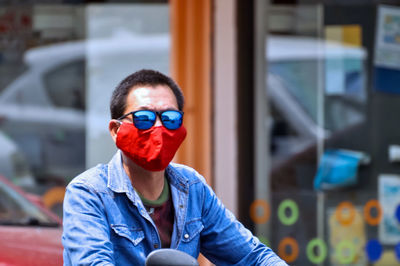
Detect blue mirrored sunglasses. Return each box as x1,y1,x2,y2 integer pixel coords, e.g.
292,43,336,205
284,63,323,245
118,110,184,130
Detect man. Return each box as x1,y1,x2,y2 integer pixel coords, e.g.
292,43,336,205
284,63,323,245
62,69,287,265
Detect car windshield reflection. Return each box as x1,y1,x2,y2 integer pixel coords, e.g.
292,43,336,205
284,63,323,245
0,179,58,227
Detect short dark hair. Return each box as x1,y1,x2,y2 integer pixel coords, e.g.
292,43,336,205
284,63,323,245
110,69,184,119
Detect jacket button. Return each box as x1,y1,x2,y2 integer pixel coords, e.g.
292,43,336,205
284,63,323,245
184,234,189,239
154,244,159,249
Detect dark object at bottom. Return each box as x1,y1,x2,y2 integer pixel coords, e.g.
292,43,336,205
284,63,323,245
145,249,199,266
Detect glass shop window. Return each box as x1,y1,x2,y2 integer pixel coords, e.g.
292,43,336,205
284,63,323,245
0,2,170,218
252,2,400,265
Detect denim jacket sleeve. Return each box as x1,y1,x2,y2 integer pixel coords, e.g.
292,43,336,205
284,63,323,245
199,182,288,266
62,181,115,266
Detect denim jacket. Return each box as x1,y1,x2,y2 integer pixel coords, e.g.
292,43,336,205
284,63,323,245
62,151,287,265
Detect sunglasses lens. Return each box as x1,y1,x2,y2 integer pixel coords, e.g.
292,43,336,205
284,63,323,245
161,110,183,130
133,110,156,130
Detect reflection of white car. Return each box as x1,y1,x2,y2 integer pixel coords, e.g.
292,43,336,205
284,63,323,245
0,131,36,189
0,42,86,182
0,33,168,183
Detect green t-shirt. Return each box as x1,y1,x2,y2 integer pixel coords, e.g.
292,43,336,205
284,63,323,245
137,176,174,248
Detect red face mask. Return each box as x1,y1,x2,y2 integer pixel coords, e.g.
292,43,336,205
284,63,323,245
116,123,187,171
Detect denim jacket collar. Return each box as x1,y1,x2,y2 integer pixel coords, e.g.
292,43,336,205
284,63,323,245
107,150,143,206
165,166,189,194
107,150,132,193
107,150,189,201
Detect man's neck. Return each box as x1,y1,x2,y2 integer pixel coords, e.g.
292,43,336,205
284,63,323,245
121,153,165,201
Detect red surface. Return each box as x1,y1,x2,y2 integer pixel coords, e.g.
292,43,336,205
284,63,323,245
0,226,63,265
0,175,63,265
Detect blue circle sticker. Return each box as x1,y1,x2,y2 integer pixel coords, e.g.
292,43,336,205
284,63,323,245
365,239,382,262
396,205,400,223
395,243,400,262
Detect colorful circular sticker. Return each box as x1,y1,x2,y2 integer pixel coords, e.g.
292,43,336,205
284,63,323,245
395,243,400,262
278,237,299,263
250,199,270,224
42,186,66,209
278,199,299,226
363,199,382,226
395,205,400,223
365,239,382,263
336,240,356,264
306,238,327,264
335,201,356,226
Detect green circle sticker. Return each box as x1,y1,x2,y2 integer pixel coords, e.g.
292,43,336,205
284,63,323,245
278,199,299,226
336,240,355,264
306,238,327,264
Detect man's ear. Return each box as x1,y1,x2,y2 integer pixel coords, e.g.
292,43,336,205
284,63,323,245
109,120,121,143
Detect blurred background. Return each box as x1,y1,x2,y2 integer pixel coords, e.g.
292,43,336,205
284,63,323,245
1,0,400,265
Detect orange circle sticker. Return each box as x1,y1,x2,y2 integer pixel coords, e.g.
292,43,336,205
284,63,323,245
364,199,382,226
42,186,66,209
250,199,270,224
278,237,299,263
335,201,356,226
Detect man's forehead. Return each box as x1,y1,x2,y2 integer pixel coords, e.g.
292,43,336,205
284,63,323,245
126,85,178,109
130,86,152,97
129,84,172,95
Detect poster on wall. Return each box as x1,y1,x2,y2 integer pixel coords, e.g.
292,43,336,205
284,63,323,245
327,207,367,265
378,174,400,244
374,5,400,94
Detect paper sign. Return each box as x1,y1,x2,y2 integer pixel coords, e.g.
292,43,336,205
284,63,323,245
378,174,400,244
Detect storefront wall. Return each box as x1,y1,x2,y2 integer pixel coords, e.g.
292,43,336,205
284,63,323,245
4,0,400,265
